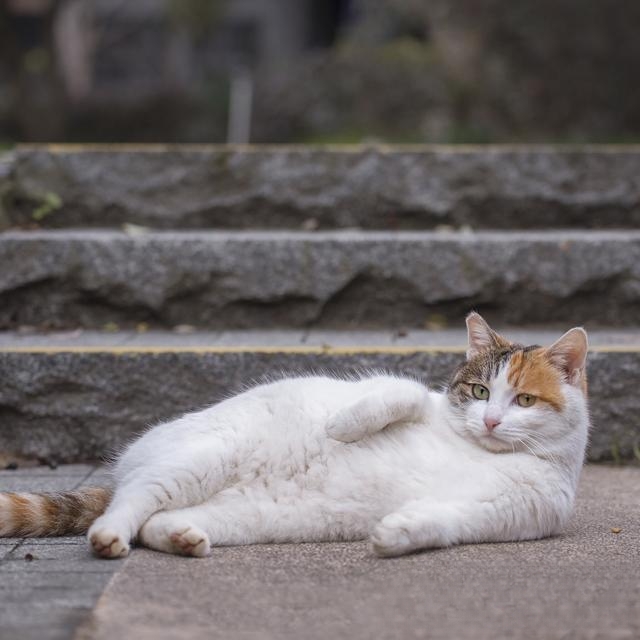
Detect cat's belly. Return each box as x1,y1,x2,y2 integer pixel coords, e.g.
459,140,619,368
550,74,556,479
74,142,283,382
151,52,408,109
196,381,463,507
117,375,487,514
231,416,467,515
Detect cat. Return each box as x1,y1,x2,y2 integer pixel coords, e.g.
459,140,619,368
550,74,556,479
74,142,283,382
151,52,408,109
0,313,590,559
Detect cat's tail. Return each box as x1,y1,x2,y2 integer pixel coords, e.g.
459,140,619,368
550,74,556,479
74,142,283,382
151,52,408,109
0,487,112,537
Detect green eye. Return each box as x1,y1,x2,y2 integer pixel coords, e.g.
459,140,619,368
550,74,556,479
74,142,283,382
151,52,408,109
472,384,490,400
517,393,537,407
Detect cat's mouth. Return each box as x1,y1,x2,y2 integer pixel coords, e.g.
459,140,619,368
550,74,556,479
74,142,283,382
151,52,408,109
477,431,512,453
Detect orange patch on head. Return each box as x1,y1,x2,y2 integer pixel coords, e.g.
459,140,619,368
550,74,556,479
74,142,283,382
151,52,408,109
507,349,565,411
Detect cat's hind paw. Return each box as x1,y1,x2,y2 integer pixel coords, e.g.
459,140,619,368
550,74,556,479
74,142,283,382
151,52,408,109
140,513,212,558
169,525,211,558
89,526,130,559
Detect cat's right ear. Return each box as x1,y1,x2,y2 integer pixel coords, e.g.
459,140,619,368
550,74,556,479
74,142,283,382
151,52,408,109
546,327,589,387
465,312,510,360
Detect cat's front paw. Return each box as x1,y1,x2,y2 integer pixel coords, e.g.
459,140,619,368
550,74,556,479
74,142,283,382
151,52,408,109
370,515,414,557
326,416,362,443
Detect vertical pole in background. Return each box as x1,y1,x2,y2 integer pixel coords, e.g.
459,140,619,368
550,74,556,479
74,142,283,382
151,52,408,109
227,66,253,144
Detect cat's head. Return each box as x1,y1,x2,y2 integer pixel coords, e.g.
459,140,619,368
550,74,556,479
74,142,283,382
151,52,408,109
446,313,589,459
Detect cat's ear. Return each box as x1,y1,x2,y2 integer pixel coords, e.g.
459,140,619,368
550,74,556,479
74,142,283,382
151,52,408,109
546,327,588,386
465,312,510,360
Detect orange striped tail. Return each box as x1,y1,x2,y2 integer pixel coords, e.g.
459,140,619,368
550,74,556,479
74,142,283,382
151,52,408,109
0,487,112,537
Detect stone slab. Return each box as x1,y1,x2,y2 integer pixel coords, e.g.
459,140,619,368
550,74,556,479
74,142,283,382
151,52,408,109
4,145,640,230
75,465,640,640
2,328,640,349
0,465,124,640
0,339,638,462
2,229,640,329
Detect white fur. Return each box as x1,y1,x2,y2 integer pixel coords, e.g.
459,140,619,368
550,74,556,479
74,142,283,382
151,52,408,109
88,367,590,558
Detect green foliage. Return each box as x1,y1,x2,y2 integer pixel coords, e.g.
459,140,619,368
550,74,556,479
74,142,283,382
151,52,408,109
298,128,426,145
445,125,493,144
167,0,225,39
23,47,50,74
609,439,622,465
378,38,436,66
32,192,62,221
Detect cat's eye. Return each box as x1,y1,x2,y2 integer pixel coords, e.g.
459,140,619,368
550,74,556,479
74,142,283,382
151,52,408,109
472,384,490,400
517,393,537,407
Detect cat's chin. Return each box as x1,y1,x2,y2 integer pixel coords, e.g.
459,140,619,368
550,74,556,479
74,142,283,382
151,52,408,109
475,432,513,453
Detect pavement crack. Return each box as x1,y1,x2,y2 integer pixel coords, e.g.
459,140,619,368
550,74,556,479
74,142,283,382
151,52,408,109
74,465,100,490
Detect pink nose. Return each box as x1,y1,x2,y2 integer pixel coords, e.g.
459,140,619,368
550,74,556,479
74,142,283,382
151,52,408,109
484,416,501,431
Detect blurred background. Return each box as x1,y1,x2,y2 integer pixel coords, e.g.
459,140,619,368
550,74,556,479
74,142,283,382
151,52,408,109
1,0,640,467
2,0,640,146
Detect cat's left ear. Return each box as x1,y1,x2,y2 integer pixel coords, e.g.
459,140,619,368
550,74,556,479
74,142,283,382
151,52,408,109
546,327,588,386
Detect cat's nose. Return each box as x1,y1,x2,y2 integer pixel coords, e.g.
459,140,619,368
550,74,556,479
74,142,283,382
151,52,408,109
484,416,501,431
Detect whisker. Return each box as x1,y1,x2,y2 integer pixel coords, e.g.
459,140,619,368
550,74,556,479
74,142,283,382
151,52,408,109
519,433,562,466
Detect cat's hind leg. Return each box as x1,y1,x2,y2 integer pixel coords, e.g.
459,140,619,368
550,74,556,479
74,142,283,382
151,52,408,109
140,489,371,556
139,499,255,557
89,444,237,558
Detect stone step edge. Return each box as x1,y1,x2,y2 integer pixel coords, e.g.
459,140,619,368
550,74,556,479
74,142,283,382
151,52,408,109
15,142,640,151
3,345,640,354
4,229,640,239
1,329,639,353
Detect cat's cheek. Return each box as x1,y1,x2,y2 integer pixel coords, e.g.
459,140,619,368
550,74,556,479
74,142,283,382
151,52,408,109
463,403,487,435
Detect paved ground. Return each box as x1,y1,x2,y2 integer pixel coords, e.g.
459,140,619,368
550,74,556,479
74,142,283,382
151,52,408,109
0,465,119,640
1,465,638,640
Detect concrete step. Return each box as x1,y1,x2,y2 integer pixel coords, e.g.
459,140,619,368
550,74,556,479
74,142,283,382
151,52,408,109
3,145,640,230
0,330,638,463
2,229,640,330
2,464,639,640
0,464,121,640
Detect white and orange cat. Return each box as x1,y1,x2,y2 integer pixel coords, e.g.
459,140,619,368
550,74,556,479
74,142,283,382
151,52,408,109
0,313,590,558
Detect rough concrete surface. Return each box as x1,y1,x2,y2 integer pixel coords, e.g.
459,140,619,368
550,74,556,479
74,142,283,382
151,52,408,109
2,327,640,349
4,145,640,229
75,466,640,639
0,465,120,640
0,332,638,463
2,229,640,329
1,466,637,640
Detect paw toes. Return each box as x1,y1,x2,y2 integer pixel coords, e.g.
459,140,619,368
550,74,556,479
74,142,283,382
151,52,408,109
326,421,359,443
89,529,130,559
371,521,412,558
169,526,211,557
